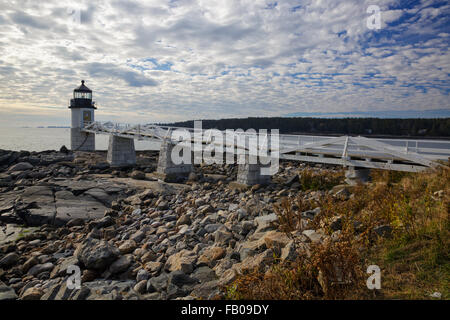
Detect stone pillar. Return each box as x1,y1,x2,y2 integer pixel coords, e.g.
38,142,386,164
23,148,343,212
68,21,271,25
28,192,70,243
106,135,136,167
237,162,271,186
155,140,192,182
345,166,371,185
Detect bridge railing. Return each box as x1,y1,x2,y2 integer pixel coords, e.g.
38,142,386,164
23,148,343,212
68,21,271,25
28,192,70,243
82,120,450,172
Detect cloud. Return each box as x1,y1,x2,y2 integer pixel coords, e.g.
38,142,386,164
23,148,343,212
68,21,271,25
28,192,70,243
10,11,52,29
0,0,448,126
86,62,158,87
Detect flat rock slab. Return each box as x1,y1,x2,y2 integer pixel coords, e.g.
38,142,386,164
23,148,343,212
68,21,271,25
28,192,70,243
0,225,39,245
0,183,111,226
20,186,56,226
111,178,190,195
51,179,128,197
0,177,133,227
54,190,106,226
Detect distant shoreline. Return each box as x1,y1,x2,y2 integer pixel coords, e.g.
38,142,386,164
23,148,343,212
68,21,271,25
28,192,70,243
288,132,450,140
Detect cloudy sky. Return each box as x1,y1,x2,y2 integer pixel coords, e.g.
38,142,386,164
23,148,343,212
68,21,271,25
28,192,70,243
0,0,449,126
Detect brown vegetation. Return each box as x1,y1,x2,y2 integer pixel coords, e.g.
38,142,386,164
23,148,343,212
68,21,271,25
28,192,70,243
225,165,449,300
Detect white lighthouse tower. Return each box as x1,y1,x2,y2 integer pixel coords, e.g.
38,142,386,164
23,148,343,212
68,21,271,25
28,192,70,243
69,80,96,151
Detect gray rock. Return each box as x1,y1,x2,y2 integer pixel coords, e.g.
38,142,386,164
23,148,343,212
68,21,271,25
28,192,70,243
192,266,217,283
75,238,120,270
82,280,135,300
22,256,39,273
190,280,220,299
136,269,150,282
302,230,324,243
254,213,278,232
373,225,392,238
157,201,169,210
131,170,145,180
66,218,85,227
166,283,187,299
130,230,146,243
28,262,54,277
330,216,342,231
168,270,198,287
54,190,107,227
143,292,161,300
176,215,191,226
50,256,78,278
204,223,221,234
285,174,300,186
301,207,321,220
165,249,197,274
147,273,169,293
21,287,44,300
0,252,19,268
240,220,255,235
84,188,115,207
8,162,33,172
214,229,233,246
119,240,137,255
237,208,248,221
134,280,147,294
109,255,132,274
90,216,114,229
281,241,298,262
0,281,18,300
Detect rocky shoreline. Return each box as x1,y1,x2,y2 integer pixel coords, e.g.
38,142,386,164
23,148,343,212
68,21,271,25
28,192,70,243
0,147,347,300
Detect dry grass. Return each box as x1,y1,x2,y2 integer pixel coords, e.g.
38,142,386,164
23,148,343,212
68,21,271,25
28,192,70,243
299,168,344,191
225,165,449,300
273,196,315,233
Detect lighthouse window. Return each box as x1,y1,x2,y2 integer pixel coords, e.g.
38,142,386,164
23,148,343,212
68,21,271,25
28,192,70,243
83,111,91,122
74,92,92,99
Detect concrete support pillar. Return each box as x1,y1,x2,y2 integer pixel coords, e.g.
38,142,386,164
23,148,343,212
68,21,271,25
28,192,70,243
345,166,371,185
155,140,192,182
237,162,271,186
71,128,95,152
106,135,136,167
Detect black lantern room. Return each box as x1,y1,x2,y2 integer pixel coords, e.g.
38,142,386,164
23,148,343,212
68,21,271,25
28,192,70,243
69,80,96,109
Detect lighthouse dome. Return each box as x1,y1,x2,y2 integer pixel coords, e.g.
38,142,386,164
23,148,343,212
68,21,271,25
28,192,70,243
69,80,96,109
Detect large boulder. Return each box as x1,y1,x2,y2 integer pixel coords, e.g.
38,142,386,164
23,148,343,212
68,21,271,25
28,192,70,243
130,170,145,180
0,281,17,300
233,249,275,274
0,252,19,268
254,213,278,232
109,255,132,274
118,240,137,255
8,162,33,172
28,262,55,277
75,238,120,270
21,287,44,300
197,246,226,267
262,231,291,255
165,249,197,274
302,230,325,243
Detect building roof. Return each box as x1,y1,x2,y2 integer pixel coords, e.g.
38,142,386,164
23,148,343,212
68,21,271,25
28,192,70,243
74,80,92,93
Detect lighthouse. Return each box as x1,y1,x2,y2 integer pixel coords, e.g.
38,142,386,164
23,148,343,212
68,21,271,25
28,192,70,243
69,80,96,151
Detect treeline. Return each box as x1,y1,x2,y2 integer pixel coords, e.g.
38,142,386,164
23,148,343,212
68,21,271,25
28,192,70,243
163,117,450,137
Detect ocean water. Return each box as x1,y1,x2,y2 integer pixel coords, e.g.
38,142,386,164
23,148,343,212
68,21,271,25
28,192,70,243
0,127,160,152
